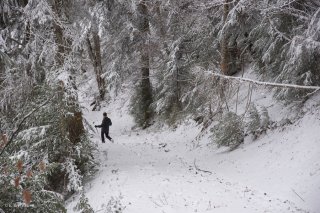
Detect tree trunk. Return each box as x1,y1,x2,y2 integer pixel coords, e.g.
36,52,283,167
174,41,183,110
171,6,183,112
229,38,238,75
137,0,153,127
52,0,85,144
53,0,65,66
51,0,85,192
220,0,230,75
86,19,106,101
155,2,169,54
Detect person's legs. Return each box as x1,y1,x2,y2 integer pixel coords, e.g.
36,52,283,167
101,130,105,143
105,130,113,142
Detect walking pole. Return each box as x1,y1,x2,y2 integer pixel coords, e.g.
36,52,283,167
93,122,98,133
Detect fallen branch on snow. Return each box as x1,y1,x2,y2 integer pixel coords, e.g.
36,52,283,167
194,159,213,175
291,188,305,202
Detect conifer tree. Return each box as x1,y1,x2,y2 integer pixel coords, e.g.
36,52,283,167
131,0,154,128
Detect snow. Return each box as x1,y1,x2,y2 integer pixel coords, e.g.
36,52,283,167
66,73,320,213
64,158,83,192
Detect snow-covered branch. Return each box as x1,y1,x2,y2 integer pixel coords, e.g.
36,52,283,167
0,95,55,157
209,72,320,90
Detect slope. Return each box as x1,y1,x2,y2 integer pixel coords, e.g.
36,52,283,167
66,74,320,213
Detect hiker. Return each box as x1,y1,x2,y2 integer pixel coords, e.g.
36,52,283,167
95,112,113,143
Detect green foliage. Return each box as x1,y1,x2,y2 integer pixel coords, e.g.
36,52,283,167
0,83,97,211
151,2,215,124
0,0,97,211
0,157,66,213
0,82,68,211
248,1,320,101
212,112,244,149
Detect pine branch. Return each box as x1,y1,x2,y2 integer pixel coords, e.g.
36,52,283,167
7,37,24,46
0,96,55,157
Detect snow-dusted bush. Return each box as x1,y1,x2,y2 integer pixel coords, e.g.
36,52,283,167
0,156,66,213
260,106,270,129
246,105,270,139
247,104,261,134
0,83,97,210
247,104,261,140
212,112,244,149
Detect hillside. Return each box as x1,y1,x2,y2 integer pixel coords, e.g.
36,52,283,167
66,72,320,213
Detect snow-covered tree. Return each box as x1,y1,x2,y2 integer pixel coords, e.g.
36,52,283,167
0,0,96,210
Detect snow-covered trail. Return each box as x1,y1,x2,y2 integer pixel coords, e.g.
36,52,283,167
80,135,306,213
66,95,319,213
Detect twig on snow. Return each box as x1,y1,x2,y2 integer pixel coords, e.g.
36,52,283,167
193,159,213,175
291,188,305,202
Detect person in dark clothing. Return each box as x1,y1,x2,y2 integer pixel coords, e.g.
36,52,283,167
95,112,113,143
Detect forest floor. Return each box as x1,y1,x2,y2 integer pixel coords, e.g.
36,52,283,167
66,74,320,213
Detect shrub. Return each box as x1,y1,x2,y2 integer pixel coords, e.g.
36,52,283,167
246,105,270,140
212,112,244,149
247,104,261,135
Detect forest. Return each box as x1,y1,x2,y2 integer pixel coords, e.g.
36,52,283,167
1,0,320,212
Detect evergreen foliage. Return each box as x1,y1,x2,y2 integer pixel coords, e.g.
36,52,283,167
247,104,261,135
0,0,96,211
212,112,244,149
246,104,271,140
0,84,96,211
151,0,216,123
260,106,270,130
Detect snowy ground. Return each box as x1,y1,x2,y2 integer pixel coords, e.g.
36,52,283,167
66,75,320,213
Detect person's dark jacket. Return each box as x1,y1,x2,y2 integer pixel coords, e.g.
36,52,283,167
96,117,112,130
